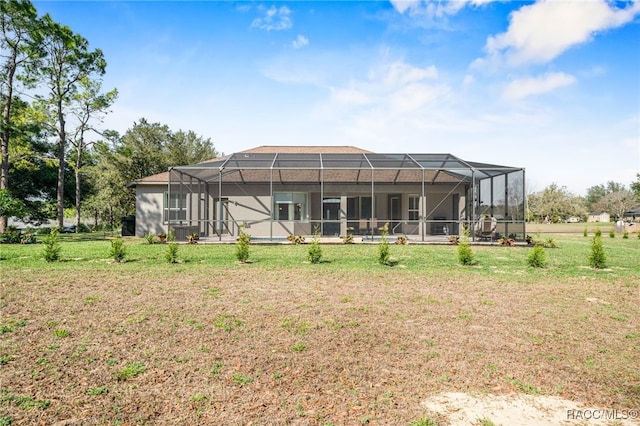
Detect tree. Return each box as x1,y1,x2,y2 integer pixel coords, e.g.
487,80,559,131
0,188,25,219
6,97,58,223
87,119,219,227
631,174,640,202
167,130,218,167
585,181,626,212
35,14,106,228
527,183,586,223
0,0,43,231
69,76,117,230
593,190,636,220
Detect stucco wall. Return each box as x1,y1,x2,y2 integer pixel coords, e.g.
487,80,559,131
135,185,166,237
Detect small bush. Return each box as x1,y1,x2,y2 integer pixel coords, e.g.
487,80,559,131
589,235,607,269
498,236,515,246
1,228,35,244
527,245,547,268
594,227,602,237
235,227,250,263
609,228,615,238
396,235,407,245
543,237,558,248
187,232,199,244
583,226,588,237
457,229,475,266
623,231,629,239
307,226,322,264
341,234,354,244
165,242,179,264
143,233,155,244
110,237,126,263
377,226,391,265
42,228,61,262
287,234,305,245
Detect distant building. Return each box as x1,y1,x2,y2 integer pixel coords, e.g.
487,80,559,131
587,212,610,223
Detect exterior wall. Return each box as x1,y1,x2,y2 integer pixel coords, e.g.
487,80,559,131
135,185,167,237
201,181,465,238
588,213,610,223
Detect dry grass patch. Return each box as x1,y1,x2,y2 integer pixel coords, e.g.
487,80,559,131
1,244,638,425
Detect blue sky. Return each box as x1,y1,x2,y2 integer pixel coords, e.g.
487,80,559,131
33,0,640,196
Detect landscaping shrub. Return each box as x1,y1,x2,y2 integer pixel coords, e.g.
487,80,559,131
287,234,305,245
1,227,35,244
594,227,602,237
143,233,155,244
165,230,178,263
583,226,587,237
609,228,615,238
341,234,354,244
623,231,629,239
235,227,251,263
110,237,126,263
377,226,390,265
527,245,547,268
589,235,607,269
457,229,475,266
307,226,322,264
42,228,61,262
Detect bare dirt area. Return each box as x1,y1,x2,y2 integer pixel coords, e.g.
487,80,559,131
1,266,639,425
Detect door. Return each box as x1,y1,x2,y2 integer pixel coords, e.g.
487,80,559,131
388,194,401,234
323,198,340,236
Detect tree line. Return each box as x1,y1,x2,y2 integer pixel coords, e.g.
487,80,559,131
527,178,640,223
1,0,217,232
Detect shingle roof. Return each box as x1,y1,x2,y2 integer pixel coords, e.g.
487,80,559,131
130,146,370,185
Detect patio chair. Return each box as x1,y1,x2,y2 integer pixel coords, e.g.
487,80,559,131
359,219,368,234
478,217,496,240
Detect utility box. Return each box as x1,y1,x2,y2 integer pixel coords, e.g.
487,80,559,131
121,216,135,236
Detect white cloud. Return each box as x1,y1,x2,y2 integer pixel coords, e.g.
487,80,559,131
389,0,496,17
463,74,475,86
292,35,309,49
251,5,292,31
502,72,576,100
482,0,640,66
326,61,444,112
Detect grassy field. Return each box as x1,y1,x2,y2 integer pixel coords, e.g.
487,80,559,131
1,233,639,425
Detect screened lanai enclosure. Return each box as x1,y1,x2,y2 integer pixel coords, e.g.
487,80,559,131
143,150,526,242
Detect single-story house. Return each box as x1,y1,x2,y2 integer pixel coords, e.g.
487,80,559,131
623,205,640,220
129,146,526,242
587,212,610,223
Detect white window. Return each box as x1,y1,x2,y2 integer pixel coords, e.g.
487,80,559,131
408,195,420,221
164,192,187,222
274,192,307,221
